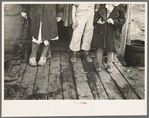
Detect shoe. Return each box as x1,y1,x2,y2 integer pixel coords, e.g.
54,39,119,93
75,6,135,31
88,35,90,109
107,66,113,73
70,54,77,62
96,65,101,72
38,57,47,66
84,55,92,62
29,57,37,66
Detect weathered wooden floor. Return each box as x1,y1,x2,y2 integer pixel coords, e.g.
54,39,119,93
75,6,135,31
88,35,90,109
4,43,145,100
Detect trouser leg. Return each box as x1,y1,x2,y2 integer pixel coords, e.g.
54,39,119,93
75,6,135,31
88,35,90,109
95,48,103,71
47,45,51,59
29,42,39,66
107,51,114,73
30,42,40,58
38,40,50,66
81,11,94,51
69,15,86,51
97,48,103,65
107,51,113,66
41,42,49,57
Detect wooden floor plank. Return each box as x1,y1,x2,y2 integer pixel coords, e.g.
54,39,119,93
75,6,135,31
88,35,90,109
71,55,93,100
92,57,124,99
48,52,63,100
81,60,106,100
103,61,140,99
60,52,77,99
94,72,109,100
20,64,38,97
33,59,50,99
113,58,144,99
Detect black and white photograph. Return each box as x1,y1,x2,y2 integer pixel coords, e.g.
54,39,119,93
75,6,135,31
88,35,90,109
2,1,147,116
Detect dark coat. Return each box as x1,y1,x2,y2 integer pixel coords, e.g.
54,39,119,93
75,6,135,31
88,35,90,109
59,4,73,27
26,4,63,41
91,4,126,52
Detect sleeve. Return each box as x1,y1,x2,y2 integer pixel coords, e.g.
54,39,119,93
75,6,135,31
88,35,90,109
113,5,126,29
93,12,101,26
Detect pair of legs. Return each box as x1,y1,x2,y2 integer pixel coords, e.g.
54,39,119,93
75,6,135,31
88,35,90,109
96,48,114,73
29,40,50,66
69,11,94,62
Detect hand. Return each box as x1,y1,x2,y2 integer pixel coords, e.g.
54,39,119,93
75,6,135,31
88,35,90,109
97,18,105,25
106,18,114,25
21,12,27,19
72,19,78,29
56,17,62,22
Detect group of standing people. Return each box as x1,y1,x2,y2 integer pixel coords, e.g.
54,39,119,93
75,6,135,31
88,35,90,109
21,3,126,73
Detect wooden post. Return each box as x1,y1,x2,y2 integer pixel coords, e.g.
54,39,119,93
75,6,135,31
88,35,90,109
127,4,132,45
117,4,131,57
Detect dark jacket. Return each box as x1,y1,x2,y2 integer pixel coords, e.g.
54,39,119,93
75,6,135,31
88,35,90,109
91,4,126,52
24,4,63,41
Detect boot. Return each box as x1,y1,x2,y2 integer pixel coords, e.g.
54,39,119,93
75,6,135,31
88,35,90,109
96,48,103,72
70,51,77,62
107,52,114,73
29,42,39,66
38,42,49,66
84,50,92,62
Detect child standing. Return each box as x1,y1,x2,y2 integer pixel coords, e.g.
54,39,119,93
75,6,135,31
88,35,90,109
21,4,63,66
69,4,95,62
92,4,126,72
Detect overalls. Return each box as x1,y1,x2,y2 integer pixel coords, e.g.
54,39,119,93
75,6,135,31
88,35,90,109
69,4,95,51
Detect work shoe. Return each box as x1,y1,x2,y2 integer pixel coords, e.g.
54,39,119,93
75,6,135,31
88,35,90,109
70,54,77,62
107,66,113,73
84,55,92,62
38,57,47,66
29,57,37,66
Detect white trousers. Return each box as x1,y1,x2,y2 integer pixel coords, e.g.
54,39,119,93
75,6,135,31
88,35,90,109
69,10,94,51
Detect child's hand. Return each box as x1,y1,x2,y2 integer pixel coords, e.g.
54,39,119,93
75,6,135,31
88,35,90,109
97,18,105,25
72,20,78,29
107,18,114,25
